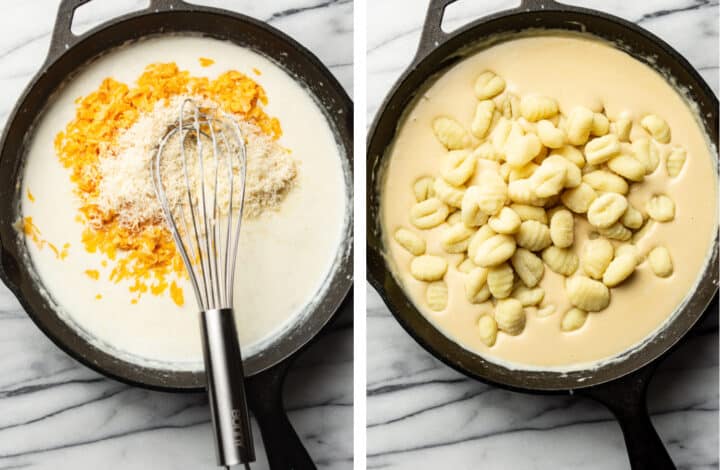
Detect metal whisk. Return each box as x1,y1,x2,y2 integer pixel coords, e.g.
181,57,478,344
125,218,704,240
152,98,254,469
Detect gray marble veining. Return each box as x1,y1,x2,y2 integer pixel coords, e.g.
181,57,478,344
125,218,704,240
367,1,718,468
0,1,352,469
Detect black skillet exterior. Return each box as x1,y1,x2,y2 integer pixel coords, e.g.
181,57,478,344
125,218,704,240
0,0,353,392
368,0,719,393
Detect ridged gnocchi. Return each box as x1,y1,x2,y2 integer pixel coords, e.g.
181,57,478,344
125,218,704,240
442,150,476,186
489,207,521,234
545,155,581,188
426,281,448,311
529,158,567,197
474,234,517,267
461,187,490,227
612,117,632,142
487,263,514,299
565,275,610,312
550,209,574,248
584,134,621,165
410,255,448,281
473,141,503,162
542,246,579,276
474,70,506,100
648,246,673,278
666,146,686,177
641,114,671,143
582,238,614,279
465,267,491,303
410,198,449,229
587,193,628,229
434,178,465,208
510,248,545,288
520,95,559,122
566,106,595,145
591,113,610,136
413,176,435,201
433,116,471,150
473,171,508,215
477,315,498,347
516,220,552,251
631,138,660,174
471,100,496,138
597,222,632,241
607,155,645,182
495,298,526,335
511,204,548,224
646,195,675,222
505,133,542,168
537,120,566,148
508,179,546,206
394,228,425,255
441,223,475,253
583,170,629,194
561,308,588,332
512,284,545,306
561,183,597,214
602,254,637,287
621,205,644,230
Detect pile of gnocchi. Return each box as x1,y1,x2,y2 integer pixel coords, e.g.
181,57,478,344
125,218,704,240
393,70,683,347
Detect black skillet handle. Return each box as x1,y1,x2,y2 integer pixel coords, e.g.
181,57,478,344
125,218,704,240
577,362,676,470
415,0,565,62
246,360,316,470
46,0,191,65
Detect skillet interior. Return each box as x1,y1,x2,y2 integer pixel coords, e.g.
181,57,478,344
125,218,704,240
0,6,353,391
367,5,719,392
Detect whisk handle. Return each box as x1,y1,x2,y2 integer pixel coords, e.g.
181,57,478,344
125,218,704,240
200,308,255,467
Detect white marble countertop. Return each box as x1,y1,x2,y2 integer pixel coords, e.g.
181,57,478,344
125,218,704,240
367,1,718,469
0,1,352,469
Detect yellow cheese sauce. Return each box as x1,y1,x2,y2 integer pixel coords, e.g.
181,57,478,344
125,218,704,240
381,34,717,370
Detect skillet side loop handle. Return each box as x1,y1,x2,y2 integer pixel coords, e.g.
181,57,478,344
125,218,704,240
246,361,316,470
577,364,676,470
415,0,565,63
46,0,190,65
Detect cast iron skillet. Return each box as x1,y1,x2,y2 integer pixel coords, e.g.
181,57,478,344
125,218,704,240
0,0,353,468
367,0,718,468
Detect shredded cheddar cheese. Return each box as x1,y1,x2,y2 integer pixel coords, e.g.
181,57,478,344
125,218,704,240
85,269,100,280
52,62,284,305
199,57,215,67
27,189,35,202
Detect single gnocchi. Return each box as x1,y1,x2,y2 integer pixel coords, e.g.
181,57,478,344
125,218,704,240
545,155,581,188
426,281,449,311
612,117,632,142
457,257,477,274
511,204,548,224
646,195,675,222
465,267,491,303
495,298,526,335
516,220,552,251
477,315,498,347
536,304,557,317
584,134,621,165
410,198,450,229
473,141,503,162
508,179,547,206
471,100,496,138
413,176,435,201
598,222,632,241
446,211,462,225
591,113,610,136
433,116,471,150
489,207,522,234
529,158,567,198
474,234,517,267
582,238,614,279
468,225,496,261
410,255,448,281
394,228,426,255
520,94,559,122
511,248,545,288
442,150,476,186
554,145,586,168
641,114,671,143
587,193,628,229
565,275,611,312
505,133,542,168
487,263,514,299
561,308,588,332
602,254,637,287
561,183,597,214
537,120,566,148
566,106,595,145
631,138,660,174
607,155,645,182
621,205,644,230
475,70,506,100
583,170,629,194
512,284,545,306
666,146,686,177
434,178,465,208
648,246,673,277
461,187,490,227
441,223,475,253
473,171,508,215
550,209,574,248
542,246,579,276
